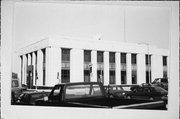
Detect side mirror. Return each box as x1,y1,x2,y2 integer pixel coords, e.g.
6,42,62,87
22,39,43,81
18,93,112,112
44,96,48,101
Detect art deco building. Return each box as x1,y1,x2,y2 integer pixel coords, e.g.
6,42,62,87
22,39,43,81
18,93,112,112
18,35,169,88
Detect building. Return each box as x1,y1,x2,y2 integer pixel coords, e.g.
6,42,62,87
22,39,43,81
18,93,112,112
18,35,169,88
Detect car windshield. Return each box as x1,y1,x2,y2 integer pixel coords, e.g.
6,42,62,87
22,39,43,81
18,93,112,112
65,84,103,99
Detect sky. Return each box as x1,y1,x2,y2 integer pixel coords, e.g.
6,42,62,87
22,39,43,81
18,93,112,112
13,2,170,50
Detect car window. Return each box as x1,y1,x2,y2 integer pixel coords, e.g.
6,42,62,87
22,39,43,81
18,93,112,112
52,86,61,96
65,84,102,99
65,85,90,99
117,86,123,91
91,84,102,96
161,78,168,83
112,87,116,90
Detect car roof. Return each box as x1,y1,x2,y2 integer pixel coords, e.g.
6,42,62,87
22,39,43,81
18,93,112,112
54,82,103,87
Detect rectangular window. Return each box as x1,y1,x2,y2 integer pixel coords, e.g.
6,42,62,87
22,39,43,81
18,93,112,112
97,51,104,63
62,48,70,61
35,51,38,83
163,56,167,66
146,71,151,83
84,70,90,82
121,71,126,84
109,52,115,63
30,53,33,65
145,55,151,65
132,71,137,84
97,70,104,84
42,49,46,85
61,70,70,83
131,54,137,64
121,53,126,64
20,56,23,84
109,71,115,84
84,50,91,62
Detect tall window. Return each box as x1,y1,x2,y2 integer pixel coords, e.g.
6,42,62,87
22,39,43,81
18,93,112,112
131,54,136,64
61,70,70,83
20,56,23,84
145,55,151,65
35,51,38,85
97,51,104,84
121,53,126,64
163,56,167,77
163,56,167,66
84,50,91,82
145,54,151,83
62,49,70,61
84,50,91,62
42,49,46,85
97,51,104,63
61,48,70,83
109,52,115,63
131,54,137,84
121,53,126,84
109,52,115,84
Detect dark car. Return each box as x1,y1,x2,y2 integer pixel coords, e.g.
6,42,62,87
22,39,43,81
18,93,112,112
35,82,167,110
104,85,133,99
151,78,168,90
126,85,168,103
16,91,50,105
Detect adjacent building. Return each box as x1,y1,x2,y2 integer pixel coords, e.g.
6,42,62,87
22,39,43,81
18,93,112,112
18,35,169,88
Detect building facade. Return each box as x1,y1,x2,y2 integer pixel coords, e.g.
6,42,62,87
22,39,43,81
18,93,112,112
18,35,169,88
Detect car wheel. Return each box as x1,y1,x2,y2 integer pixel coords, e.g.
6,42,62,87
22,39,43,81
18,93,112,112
149,97,154,101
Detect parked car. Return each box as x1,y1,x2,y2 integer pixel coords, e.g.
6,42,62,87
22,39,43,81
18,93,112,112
16,91,50,105
126,84,168,103
35,82,167,110
104,85,133,99
151,78,168,90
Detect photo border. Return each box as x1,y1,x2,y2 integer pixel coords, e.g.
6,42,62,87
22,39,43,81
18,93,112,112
1,1,179,119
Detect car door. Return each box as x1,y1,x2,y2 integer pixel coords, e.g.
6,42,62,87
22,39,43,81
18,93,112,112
131,87,145,100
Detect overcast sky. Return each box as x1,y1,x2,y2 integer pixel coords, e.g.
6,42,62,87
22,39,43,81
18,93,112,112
13,2,170,51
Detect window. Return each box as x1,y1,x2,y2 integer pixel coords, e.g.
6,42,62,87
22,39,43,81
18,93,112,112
121,71,126,84
84,50,91,62
131,54,137,64
163,56,167,66
145,55,151,65
30,53,33,65
65,84,102,99
109,52,115,63
97,70,104,84
42,49,46,64
61,70,70,83
97,51,104,63
20,56,23,84
84,70,90,82
62,49,70,61
109,71,115,84
132,71,137,84
42,49,46,85
121,53,126,64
